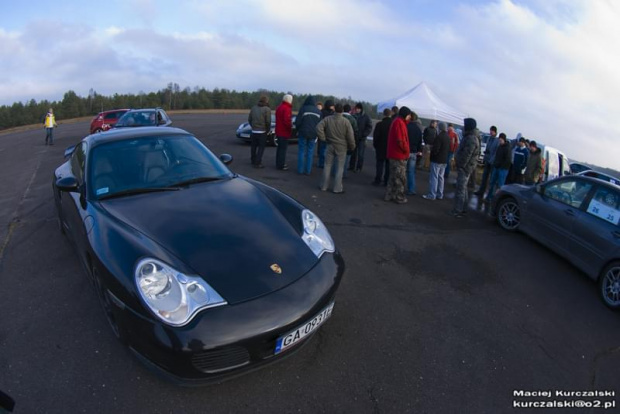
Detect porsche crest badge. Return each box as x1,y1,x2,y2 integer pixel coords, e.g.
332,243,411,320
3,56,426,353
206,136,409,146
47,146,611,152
270,264,282,274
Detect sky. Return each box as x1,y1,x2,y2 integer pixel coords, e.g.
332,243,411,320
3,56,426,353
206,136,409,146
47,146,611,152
1,0,618,169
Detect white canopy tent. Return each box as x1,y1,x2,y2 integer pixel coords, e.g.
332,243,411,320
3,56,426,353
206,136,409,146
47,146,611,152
377,82,468,126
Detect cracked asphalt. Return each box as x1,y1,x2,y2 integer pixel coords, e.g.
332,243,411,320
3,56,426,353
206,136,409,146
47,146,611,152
1,113,619,413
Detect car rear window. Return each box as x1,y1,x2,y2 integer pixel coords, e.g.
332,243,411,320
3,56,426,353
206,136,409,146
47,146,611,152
586,187,620,225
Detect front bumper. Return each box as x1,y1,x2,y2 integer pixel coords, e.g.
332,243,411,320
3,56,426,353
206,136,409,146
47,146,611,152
112,252,345,384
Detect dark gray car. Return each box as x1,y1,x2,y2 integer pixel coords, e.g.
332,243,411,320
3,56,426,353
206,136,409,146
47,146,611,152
492,176,620,309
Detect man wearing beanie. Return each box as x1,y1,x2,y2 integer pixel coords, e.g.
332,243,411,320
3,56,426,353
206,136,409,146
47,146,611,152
451,118,481,217
385,106,412,204
275,94,293,170
295,95,322,175
316,103,356,193
317,100,335,168
423,121,450,200
248,96,271,168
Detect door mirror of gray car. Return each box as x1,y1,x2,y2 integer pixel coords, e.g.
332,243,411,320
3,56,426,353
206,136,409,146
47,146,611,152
535,183,543,194
56,176,79,193
219,154,233,165
64,145,76,159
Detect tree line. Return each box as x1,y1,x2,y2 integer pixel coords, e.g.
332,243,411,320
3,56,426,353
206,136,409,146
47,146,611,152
0,83,378,130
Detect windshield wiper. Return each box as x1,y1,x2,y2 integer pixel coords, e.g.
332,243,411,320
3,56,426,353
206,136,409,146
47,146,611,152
168,176,224,187
99,187,180,200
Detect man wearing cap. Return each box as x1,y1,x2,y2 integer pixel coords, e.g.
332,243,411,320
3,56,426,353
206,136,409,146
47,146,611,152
524,141,543,185
423,122,450,200
451,118,481,217
275,94,293,170
248,96,271,168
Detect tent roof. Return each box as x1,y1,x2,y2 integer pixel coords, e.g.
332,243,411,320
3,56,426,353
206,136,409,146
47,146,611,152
377,82,468,126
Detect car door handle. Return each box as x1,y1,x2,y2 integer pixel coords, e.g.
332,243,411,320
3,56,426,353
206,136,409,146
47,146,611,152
612,231,620,239
564,209,575,216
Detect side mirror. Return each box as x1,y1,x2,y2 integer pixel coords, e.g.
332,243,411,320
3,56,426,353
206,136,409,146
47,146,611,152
64,145,76,159
535,183,543,194
56,176,79,192
219,154,233,165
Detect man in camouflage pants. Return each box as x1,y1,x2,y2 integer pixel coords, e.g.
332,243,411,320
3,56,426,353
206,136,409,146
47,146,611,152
384,107,412,204
451,118,481,217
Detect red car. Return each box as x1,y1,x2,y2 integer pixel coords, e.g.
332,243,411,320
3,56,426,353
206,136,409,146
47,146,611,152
90,109,130,134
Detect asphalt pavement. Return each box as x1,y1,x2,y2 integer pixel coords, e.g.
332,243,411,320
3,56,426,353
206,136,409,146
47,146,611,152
1,114,619,413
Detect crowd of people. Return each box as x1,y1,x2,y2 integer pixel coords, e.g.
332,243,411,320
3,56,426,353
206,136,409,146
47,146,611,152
246,95,546,218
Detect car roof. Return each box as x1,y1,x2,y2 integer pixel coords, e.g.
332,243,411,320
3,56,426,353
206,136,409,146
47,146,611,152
124,108,164,113
84,126,192,149
99,108,130,115
577,170,620,185
560,173,620,189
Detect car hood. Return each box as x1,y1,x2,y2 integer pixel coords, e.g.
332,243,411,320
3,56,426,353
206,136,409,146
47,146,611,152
100,177,318,305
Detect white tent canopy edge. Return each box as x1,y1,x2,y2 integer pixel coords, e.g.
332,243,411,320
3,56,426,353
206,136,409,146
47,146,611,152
377,82,468,126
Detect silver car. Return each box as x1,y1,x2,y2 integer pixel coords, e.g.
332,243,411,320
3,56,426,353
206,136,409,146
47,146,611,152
493,175,620,309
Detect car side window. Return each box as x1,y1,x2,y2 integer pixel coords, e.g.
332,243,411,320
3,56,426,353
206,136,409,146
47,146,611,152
104,113,116,120
544,179,592,208
587,187,620,225
70,143,87,184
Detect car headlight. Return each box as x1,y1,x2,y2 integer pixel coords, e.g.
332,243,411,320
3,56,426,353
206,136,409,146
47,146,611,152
135,258,227,326
301,209,335,258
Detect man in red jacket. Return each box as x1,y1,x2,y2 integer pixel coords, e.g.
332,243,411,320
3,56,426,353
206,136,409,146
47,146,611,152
275,94,293,170
385,106,412,204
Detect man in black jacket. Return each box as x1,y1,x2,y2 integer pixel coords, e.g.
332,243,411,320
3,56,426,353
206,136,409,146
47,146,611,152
349,103,373,172
248,96,271,168
406,116,423,195
423,122,450,200
372,108,392,185
485,133,512,208
295,96,321,175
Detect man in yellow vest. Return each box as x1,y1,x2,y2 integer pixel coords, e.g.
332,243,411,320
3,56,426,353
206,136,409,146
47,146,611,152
44,108,57,145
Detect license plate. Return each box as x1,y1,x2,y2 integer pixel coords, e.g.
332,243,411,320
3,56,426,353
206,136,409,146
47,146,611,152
274,302,334,355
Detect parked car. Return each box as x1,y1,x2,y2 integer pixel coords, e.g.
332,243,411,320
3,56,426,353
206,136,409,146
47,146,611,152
539,144,571,182
570,162,592,174
115,108,171,128
90,109,130,134
236,115,297,146
492,175,620,309
53,126,344,383
578,170,620,186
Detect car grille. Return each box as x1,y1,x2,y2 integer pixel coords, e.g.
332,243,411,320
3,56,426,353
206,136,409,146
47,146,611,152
191,346,250,374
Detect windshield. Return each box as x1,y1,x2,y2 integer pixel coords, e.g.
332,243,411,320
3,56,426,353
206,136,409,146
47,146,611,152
88,135,232,200
116,110,158,127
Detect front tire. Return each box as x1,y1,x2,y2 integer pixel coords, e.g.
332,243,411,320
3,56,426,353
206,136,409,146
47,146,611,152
496,197,521,231
598,261,620,310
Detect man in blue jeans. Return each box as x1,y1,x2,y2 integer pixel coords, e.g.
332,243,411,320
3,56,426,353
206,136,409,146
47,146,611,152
406,116,423,195
295,96,321,175
423,122,450,200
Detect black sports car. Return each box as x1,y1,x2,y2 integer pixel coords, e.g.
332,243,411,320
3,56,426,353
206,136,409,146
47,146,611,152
236,115,297,145
53,126,344,383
